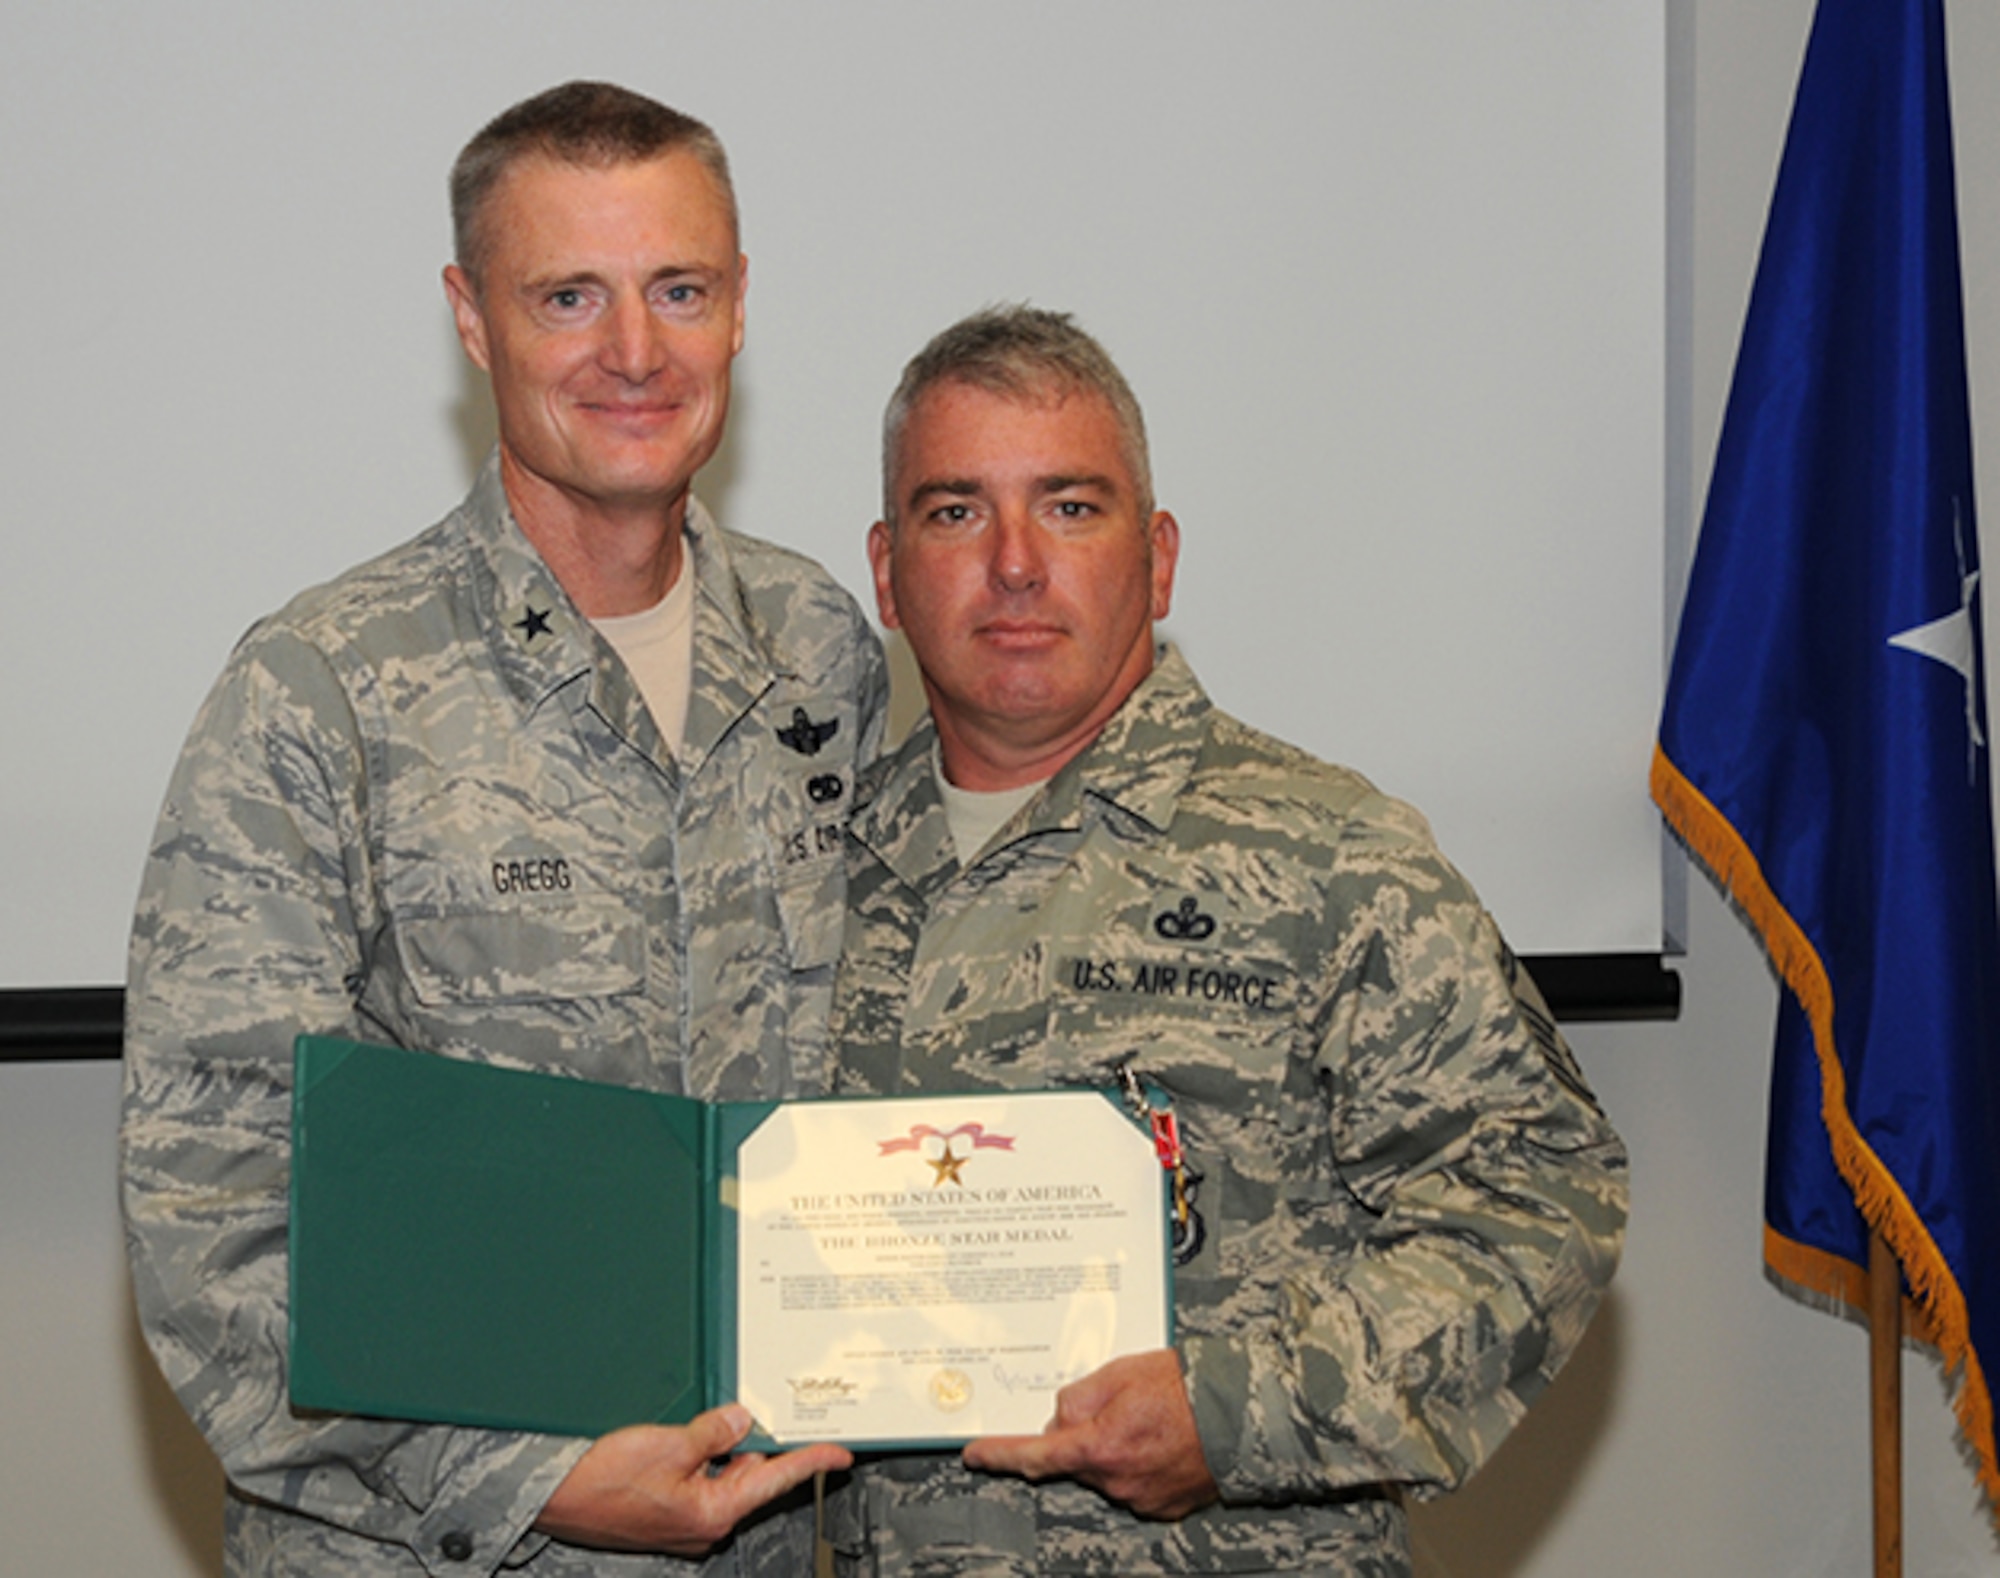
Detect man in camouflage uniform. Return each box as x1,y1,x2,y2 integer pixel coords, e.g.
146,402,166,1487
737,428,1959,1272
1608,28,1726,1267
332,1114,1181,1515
828,306,1627,1575
121,83,884,1575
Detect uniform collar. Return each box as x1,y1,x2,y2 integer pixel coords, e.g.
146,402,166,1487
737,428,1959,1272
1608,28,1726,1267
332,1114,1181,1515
1043,643,1209,837
680,503,784,770
855,643,1210,893
461,452,782,768
463,453,592,715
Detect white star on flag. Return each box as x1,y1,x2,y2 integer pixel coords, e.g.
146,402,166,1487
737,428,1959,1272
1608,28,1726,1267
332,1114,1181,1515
1887,505,1985,759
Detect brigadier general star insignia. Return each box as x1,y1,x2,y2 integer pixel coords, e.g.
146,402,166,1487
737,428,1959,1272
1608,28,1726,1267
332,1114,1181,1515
776,707,839,756
514,605,553,643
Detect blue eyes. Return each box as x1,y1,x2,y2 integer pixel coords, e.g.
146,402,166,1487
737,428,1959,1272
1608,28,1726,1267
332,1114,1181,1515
539,282,704,314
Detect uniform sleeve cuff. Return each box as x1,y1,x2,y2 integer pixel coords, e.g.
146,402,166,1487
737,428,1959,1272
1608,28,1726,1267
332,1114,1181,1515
410,1433,592,1575
1180,1331,1259,1496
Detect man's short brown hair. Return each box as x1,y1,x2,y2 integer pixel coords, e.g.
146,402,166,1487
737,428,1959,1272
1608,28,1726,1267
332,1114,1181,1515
449,81,735,282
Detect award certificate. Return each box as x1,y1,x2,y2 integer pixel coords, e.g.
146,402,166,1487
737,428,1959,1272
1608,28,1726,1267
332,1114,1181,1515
290,1039,1169,1446
733,1089,1171,1445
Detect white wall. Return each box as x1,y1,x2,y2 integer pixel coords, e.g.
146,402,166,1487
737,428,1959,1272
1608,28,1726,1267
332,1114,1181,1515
5,1,1999,1573
0,0,1665,982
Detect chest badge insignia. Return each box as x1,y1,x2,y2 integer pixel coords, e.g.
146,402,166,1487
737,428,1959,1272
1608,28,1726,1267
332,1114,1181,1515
807,773,845,804
1154,897,1217,941
777,707,840,756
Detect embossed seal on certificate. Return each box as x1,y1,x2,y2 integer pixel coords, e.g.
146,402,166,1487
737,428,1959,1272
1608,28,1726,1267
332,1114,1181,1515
929,1367,974,1413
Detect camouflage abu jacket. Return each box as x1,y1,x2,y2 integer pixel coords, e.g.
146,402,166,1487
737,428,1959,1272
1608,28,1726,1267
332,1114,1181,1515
828,647,1627,1576
121,456,886,1578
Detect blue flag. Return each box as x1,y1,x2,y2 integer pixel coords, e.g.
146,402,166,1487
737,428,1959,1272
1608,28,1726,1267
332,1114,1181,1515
1654,0,2000,1511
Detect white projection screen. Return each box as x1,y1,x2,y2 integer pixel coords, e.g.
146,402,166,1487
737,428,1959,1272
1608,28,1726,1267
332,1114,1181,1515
0,2,1665,993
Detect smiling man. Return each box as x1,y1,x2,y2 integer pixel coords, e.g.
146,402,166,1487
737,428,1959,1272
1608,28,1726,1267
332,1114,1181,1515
442,134,744,617
122,84,884,1577
829,306,1628,1576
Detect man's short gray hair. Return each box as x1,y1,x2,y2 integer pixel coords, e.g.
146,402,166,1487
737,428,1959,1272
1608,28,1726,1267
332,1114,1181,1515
882,305,1154,521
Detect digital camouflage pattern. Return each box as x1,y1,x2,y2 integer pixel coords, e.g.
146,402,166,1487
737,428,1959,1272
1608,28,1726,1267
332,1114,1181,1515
828,648,1628,1576
122,456,886,1577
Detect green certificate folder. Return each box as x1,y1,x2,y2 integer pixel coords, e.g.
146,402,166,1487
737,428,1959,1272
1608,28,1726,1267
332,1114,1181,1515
289,1034,764,1439
290,1035,1171,1445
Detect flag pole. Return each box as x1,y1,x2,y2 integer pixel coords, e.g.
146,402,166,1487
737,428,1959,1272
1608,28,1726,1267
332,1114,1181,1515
1869,1228,1902,1578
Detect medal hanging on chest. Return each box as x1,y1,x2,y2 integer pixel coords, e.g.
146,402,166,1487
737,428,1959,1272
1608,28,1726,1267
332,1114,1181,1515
1115,1059,1207,1267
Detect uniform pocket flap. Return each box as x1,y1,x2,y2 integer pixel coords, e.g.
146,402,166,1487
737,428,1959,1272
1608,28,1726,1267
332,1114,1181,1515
397,900,646,1005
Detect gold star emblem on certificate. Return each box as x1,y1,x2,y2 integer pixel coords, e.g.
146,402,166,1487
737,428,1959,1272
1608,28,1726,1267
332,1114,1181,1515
877,1121,1016,1185
928,1143,967,1186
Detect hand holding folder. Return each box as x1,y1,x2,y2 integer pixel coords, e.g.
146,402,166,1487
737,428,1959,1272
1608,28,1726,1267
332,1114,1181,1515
532,1407,849,1556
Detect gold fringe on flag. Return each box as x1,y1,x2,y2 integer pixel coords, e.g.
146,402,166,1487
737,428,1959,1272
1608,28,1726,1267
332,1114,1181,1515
1651,744,1999,1508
